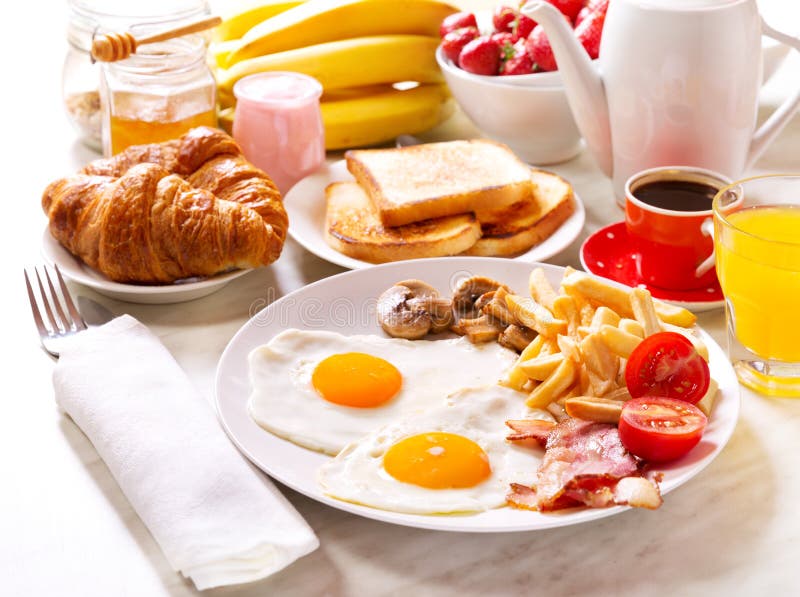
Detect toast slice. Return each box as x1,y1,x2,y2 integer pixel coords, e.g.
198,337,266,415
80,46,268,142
324,182,482,263
345,139,534,227
463,169,575,257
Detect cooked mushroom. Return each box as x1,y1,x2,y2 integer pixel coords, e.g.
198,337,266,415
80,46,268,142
452,276,510,316
498,324,538,353
397,279,454,333
473,290,495,312
458,314,507,344
377,279,453,339
481,286,517,325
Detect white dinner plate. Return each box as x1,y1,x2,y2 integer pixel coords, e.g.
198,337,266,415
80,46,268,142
42,229,251,304
284,160,586,270
215,257,740,533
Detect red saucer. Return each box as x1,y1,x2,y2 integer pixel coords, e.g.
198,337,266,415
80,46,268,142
580,221,724,312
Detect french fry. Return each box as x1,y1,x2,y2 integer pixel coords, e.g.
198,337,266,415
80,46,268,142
661,322,710,361
482,286,517,325
557,334,581,363
560,270,696,327
564,396,624,423
526,357,577,408
546,401,569,421
529,267,558,311
500,365,530,392
590,306,621,330
581,333,619,386
518,353,564,381
519,334,546,361
619,318,645,338
631,287,662,337
505,293,567,338
502,334,546,390
553,295,580,337
578,365,592,395
579,302,597,327
696,378,719,416
604,386,633,401
598,324,642,359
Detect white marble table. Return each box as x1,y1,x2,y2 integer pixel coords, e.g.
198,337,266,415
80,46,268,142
4,2,800,596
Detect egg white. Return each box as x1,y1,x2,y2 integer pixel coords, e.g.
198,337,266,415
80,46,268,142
317,385,554,515
247,329,519,455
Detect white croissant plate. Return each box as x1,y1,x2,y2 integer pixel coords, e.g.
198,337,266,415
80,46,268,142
41,229,251,304
215,258,740,533
284,160,586,270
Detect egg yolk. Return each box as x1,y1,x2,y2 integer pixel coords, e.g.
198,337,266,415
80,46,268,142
383,432,491,489
311,352,402,408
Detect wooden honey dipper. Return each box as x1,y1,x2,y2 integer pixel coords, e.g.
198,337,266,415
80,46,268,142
91,15,222,62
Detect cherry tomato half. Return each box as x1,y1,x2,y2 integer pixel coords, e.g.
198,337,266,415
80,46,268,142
625,331,710,404
618,397,707,462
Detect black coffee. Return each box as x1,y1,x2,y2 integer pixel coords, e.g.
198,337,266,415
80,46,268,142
633,180,718,212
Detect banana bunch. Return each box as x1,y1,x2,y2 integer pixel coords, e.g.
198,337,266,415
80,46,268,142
213,0,458,150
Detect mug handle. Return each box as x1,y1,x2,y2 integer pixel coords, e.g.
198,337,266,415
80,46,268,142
695,218,716,279
746,18,800,168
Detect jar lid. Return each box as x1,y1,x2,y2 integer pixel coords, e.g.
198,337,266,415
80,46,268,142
234,72,324,106
70,0,208,22
67,0,210,52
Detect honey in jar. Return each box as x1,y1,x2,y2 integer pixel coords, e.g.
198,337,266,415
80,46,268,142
100,34,217,156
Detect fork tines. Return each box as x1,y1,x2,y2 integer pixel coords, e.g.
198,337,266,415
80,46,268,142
24,265,86,338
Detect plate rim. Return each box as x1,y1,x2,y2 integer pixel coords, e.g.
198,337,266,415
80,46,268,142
214,257,740,533
283,160,586,271
41,227,251,298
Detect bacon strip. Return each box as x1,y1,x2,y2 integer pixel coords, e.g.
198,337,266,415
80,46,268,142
507,418,663,511
505,419,556,448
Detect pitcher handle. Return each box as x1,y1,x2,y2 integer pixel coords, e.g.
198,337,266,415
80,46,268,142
747,18,800,168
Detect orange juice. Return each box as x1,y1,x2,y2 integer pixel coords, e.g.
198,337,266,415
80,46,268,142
715,205,800,361
109,109,217,155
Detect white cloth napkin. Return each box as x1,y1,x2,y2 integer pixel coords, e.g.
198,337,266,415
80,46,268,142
52,315,319,590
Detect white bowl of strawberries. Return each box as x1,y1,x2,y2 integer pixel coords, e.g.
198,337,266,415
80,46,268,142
436,1,607,164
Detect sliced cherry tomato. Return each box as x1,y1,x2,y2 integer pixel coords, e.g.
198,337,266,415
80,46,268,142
619,397,707,462
625,331,710,404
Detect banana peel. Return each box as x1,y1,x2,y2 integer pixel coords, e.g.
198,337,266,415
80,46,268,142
216,35,443,108
218,84,454,150
213,0,305,42
225,0,457,66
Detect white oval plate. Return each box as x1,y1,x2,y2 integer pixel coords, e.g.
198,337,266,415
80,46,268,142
215,257,739,533
42,229,251,304
284,160,586,270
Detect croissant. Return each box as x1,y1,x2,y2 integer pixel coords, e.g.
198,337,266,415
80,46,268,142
42,127,288,284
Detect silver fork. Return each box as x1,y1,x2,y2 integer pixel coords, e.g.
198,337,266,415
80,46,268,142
25,265,87,358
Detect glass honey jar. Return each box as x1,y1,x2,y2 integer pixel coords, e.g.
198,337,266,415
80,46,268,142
99,34,217,156
63,0,211,151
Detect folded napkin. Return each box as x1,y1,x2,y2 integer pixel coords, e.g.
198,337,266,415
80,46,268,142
53,315,319,590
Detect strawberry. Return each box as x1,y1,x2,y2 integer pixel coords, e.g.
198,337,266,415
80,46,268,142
490,31,515,48
512,13,536,41
524,25,557,71
459,36,502,75
439,11,478,38
546,0,584,22
574,6,591,27
576,0,609,26
574,7,606,59
493,6,518,33
501,48,534,75
441,26,479,64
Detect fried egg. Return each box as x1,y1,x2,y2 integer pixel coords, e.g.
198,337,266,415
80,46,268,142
247,329,518,455
317,385,554,514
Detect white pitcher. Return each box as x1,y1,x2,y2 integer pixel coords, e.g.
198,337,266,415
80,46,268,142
522,0,800,205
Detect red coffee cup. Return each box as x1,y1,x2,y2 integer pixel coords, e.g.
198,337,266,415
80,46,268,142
625,167,732,291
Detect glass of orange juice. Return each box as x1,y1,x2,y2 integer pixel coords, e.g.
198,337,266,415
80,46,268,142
714,174,800,396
